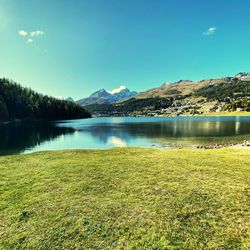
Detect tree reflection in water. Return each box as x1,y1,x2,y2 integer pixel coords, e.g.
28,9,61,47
0,122,74,155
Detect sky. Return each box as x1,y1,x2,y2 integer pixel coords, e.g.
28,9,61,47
0,0,250,100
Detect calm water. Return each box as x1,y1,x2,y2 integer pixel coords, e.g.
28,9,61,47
0,116,250,155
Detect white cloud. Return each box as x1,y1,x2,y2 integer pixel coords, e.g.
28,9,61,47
203,27,217,36
27,38,33,44
18,29,45,44
30,30,45,37
18,30,28,36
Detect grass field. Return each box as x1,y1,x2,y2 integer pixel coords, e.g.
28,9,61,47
1,148,250,249
203,111,250,116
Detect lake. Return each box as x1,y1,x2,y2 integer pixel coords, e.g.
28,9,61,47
1,116,250,155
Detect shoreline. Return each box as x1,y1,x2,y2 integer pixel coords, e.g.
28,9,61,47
196,140,250,149
2,111,250,123
92,111,250,118
152,141,250,150
0,116,92,125
1,141,249,157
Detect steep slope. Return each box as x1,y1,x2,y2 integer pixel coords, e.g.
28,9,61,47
77,89,112,106
112,88,138,103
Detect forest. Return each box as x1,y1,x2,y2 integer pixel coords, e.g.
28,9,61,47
85,97,173,116
194,80,250,101
195,80,250,111
0,78,91,122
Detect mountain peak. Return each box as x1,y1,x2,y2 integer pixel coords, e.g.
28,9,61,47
108,85,127,94
66,97,74,102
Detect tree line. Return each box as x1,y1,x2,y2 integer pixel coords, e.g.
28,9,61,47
0,78,91,122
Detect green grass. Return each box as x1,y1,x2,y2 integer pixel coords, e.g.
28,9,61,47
0,148,250,249
203,111,250,116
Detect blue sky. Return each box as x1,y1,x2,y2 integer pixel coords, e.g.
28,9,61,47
0,0,250,100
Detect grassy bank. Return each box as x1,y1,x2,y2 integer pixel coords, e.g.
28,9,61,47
1,148,250,249
203,111,250,116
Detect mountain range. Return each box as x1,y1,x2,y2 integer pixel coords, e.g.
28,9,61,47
76,86,137,106
84,73,250,117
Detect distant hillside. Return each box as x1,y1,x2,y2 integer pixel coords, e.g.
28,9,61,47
85,73,250,117
136,73,250,99
136,78,235,99
0,78,91,122
77,86,137,106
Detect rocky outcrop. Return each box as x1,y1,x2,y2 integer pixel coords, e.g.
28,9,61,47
235,72,250,81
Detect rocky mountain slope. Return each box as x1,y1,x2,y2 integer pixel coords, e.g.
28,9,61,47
137,78,231,99
76,86,137,106
136,73,250,99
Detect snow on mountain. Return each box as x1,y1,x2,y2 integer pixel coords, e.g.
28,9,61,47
107,85,127,94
